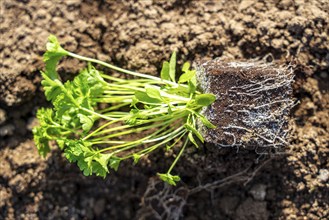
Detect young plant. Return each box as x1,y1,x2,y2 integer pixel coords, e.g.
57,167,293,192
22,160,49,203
33,35,216,185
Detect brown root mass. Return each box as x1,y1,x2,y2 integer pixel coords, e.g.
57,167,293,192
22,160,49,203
0,0,328,220
196,60,294,152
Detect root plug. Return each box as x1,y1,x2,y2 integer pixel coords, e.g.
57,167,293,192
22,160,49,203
196,59,295,152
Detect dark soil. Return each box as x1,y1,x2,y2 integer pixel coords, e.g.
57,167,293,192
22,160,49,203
1,0,328,219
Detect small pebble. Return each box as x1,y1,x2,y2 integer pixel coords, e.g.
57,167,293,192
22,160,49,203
0,124,15,136
0,108,6,125
249,184,267,201
318,169,329,182
27,117,39,131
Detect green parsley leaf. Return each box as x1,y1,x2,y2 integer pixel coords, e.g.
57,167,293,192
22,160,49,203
40,72,63,102
188,132,200,148
77,114,94,132
188,75,197,94
157,173,181,186
145,86,162,100
94,153,111,172
179,61,196,83
195,112,216,129
91,162,108,178
109,156,121,171
178,70,196,83
56,139,65,150
135,91,162,104
182,62,190,73
165,85,190,98
64,140,111,178
133,154,141,164
184,124,204,143
160,61,170,80
169,51,176,82
43,35,69,80
195,94,216,106
32,126,51,157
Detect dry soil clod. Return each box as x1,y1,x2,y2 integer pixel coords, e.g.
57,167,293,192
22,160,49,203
196,59,295,153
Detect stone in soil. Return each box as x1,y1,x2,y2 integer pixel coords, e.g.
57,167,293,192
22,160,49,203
196,60,295,151
0,108,6,125
249,184,267,201
0,124,15,137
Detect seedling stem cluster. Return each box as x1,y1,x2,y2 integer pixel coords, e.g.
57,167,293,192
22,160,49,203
33,35,216,185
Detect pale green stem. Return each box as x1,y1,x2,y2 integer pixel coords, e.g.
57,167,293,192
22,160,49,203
79,107,117,121
122,127,186,158
66,52,192,91
167,135,189,174
82,116,130,140
96,123,172,153
91,118,177,141
68,52,163,81
165,131,187,150
97,103,130,114
89,124,131,139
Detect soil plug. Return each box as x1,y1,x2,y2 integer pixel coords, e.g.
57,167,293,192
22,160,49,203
196,59,295,153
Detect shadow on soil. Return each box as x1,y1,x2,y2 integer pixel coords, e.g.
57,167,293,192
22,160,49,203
0,138,301,220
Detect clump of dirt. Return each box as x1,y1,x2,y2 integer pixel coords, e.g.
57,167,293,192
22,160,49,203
0,0,328,219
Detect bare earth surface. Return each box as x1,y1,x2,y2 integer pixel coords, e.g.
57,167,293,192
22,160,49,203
0,0,328,219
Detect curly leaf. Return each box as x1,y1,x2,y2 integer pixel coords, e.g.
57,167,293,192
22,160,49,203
158,173,181,186
64,140,110,178
77,113,94,132
41,72,63,102
43,35,69,80
33,127,51,157
109,156,121,171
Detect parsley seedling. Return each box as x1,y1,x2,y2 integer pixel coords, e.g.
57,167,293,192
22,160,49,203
33,35,216,185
